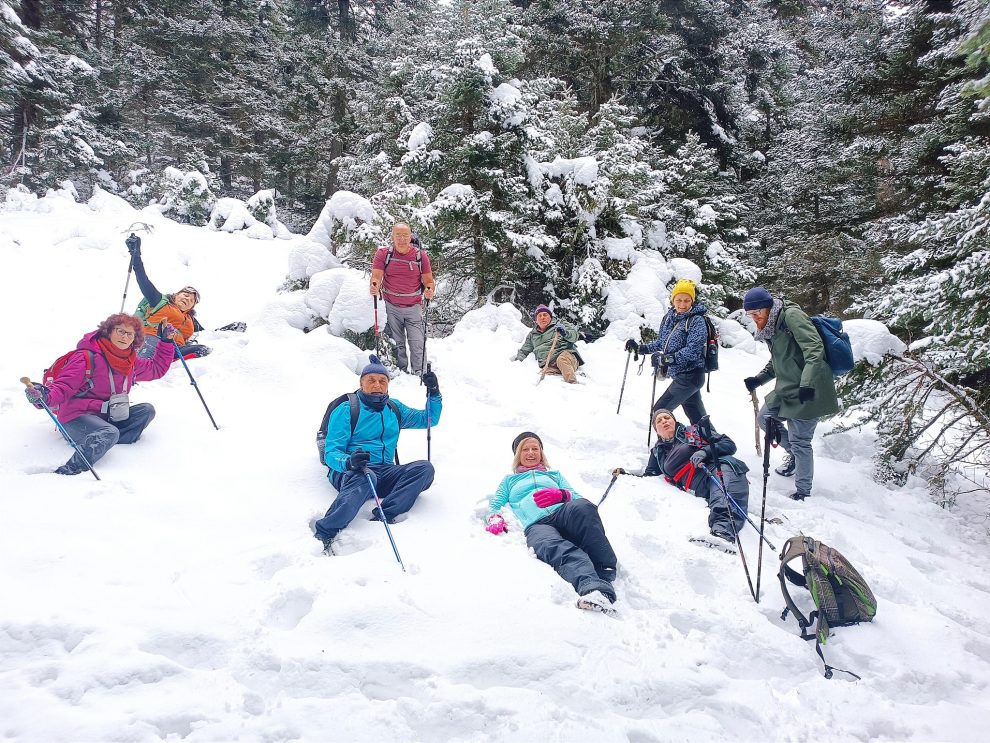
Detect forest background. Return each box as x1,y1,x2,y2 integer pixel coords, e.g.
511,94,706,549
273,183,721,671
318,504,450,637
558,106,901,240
1,0,988,505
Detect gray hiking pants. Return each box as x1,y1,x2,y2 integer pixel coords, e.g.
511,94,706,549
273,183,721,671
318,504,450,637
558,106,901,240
58,403,156,474
694,466,750,534
385,302,426,374
759,402,819,498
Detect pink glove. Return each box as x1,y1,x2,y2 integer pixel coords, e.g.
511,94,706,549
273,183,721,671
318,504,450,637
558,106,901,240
486,514,507,535
533,488,571,508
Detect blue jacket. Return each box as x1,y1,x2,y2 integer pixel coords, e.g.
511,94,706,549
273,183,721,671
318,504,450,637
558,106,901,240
643,303,708,376
489,469,583,530
324,394,442,474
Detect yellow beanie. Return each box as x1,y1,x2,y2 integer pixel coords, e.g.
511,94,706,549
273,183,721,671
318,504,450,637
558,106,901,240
671,278,696,302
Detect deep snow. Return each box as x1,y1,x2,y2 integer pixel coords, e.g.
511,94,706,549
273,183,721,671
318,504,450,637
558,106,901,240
1,190,989,742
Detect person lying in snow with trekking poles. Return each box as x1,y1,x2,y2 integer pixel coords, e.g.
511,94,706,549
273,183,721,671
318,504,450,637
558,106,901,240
485,432,619,614
312,355,441,555
613,409,749,550
512,304,582,383
125,234,210,361
23,313,175,475
624,278,709,424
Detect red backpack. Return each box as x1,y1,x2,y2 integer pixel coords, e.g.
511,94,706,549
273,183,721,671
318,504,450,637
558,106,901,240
42,350,95,409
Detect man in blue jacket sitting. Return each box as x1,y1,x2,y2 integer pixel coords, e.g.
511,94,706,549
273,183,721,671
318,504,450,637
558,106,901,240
314,355,442,554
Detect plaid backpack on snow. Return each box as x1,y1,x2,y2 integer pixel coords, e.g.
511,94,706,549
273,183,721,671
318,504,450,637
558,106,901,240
779,535,877,680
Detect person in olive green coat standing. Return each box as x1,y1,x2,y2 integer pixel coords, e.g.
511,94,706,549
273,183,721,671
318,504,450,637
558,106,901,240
741,287,838,501
513,304,582,383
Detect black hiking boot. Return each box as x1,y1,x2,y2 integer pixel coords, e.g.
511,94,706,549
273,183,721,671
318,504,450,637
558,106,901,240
787,491,810,501
370,507,397,524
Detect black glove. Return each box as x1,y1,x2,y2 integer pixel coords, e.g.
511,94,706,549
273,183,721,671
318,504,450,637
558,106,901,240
798,386,816,403
156,320,176,340
744,376,760,392
766,418,784,447
651,352,662,369
347,449,371,472
125,234,141,255
662,353,675,366
624,339,638,353
554,323,567,337
25,384,50,407
689,450,707,467
422,370,440,396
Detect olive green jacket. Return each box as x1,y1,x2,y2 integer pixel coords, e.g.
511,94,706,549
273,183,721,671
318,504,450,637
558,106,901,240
515,321,580,365
753,302,839,420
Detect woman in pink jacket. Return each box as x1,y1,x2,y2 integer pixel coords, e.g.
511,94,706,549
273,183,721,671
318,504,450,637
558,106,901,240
25,313,175,474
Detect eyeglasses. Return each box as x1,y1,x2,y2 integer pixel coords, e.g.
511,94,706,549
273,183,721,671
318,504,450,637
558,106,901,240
112,327,135,339
745,309,765,317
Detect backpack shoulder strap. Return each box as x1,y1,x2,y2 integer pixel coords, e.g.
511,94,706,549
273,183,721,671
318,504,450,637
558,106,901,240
383,246,395,269
347,392,359,434
387,399,402,427
778,536,814,637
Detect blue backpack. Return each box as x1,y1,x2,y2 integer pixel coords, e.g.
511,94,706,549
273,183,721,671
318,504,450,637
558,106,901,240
809,316,854,376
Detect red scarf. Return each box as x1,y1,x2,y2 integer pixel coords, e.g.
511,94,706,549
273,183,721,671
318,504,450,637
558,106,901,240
98,337,136,377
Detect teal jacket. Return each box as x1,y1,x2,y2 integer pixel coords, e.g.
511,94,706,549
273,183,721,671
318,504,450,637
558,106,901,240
323,394,442,475
489,469,583,530
515,321,580,365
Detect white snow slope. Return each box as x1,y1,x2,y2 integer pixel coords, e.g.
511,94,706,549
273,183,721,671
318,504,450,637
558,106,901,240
1,191,989,743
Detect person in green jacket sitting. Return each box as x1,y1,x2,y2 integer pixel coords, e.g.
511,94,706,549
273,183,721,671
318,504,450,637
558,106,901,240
513,305,582,383
485,432,618,614
742,287,839,501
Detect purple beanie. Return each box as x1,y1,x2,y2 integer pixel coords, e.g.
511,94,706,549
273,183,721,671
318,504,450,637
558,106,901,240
743,287,774,311
533,304,553,319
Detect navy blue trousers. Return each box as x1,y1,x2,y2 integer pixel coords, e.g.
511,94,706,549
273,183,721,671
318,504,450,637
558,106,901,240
315,461,435,539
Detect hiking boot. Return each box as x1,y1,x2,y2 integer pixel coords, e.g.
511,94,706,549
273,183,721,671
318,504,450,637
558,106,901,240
54,463,84,476
710,527,736,545
775,454,796,477
787,491,810,501
370,507,397,524
576,590,617,615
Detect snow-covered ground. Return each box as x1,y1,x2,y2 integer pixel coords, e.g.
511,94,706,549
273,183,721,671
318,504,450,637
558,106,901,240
1,191,989,742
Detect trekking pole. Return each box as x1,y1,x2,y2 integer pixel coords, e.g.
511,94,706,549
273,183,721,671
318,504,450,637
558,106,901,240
373,295,382,357
425,361,432,462
421,299,430,380
20,377,100,481
696,464,775,551
536,331,561,386
616,349,636,414
725,486,758,603
171,340,219,430
363,466,406,572
755,424,773,602
120,251,134,313
648,365,659,443
750,389,762,457
597,473,619,506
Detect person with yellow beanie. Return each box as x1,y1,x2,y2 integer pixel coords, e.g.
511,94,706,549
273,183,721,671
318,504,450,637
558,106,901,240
623,278,709,424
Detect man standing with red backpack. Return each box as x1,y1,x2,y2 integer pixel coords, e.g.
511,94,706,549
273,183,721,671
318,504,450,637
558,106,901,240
369,223,436,376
